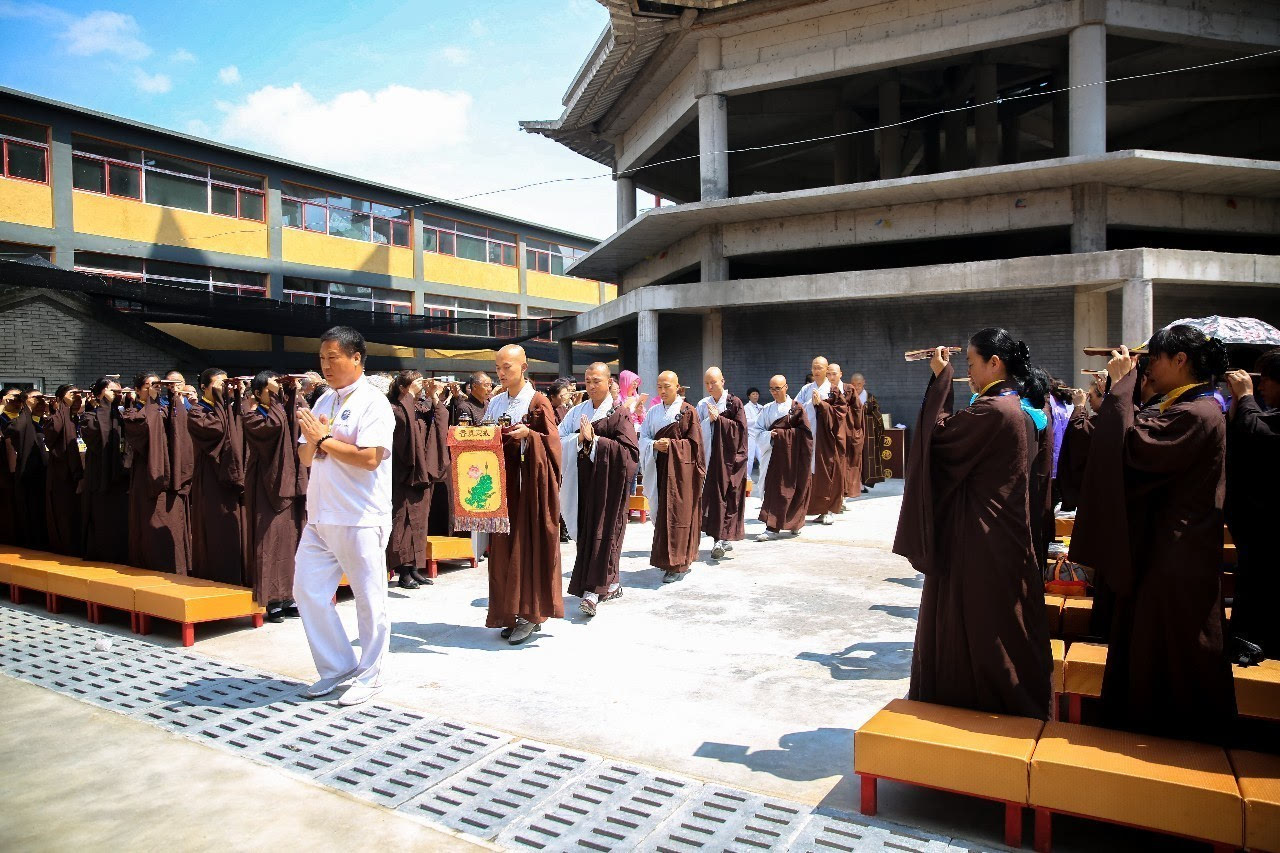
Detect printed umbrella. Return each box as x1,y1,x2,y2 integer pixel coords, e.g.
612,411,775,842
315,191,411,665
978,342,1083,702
1163,316,1280,347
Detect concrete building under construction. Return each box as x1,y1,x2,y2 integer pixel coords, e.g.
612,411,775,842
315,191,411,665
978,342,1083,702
526,0,1280,422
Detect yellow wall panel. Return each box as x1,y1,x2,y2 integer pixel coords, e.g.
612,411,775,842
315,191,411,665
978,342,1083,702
281,228,412,278
366,343,417,358
73,192,269,257
283,336,413,359
527,271,599,305
148,323,271,351
423,252,518,293
602,283,618,302
0,178,54,230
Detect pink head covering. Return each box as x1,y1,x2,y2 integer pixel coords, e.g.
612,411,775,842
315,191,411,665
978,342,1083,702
619,370,640,399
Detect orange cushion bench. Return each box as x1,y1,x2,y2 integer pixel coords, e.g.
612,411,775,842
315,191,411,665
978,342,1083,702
1050,639,1065,719
1235,660,1280,722
1054,517,1074,538
855,698,1044,847
1230,749,1280,853
134,579,264,647
627,494,649,523
1060,596,1094,638
1030,721,1242,852
423,536,477,579
1063,641,1108,723
1044,594,1064,636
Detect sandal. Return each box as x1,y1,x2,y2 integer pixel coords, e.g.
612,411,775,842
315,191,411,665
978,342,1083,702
579,598,597,616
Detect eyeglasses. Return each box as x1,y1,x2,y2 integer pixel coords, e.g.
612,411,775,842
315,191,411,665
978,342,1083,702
769,386,785,391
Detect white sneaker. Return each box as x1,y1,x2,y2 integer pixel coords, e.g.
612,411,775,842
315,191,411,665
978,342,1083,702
755,530,780,542
305,668,357,698
338,683,383,706
723,541,734,553
711,541,726,559
812,514,833,526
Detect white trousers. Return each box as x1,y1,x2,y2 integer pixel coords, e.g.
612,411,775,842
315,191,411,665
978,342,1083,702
746,429,762,480
293,523,390,688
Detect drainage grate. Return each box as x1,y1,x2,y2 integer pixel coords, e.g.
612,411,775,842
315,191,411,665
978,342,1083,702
638,786,810,852
787,811,970,853
258,705,432,777
61,658,229,714
321,720,509,808
189,698,347,754
500,763,702,851
405,740,600,840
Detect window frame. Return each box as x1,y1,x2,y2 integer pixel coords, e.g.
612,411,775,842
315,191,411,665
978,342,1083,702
281,181,411,248
422,215,517,267
524,241,588,276
0,125,50,185
283,278,414,314
74,253,268,298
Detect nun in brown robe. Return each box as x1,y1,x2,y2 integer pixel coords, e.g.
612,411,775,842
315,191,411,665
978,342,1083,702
806,388,847,518
860,391,887,486
187,372,247,586
386,372,450,589
241,373,308,615
758,401,813,535
893,336,1052,720
80,382,130,563
43,388,84,556
843,384,865,499
1055,399,1097,513
697,369,749,556
641,389,704,581
1069,332,1235,742
121,377,194,574
4,396,49,549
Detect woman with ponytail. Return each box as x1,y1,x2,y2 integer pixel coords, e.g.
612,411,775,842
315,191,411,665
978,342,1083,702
1070,324,1235,741
893,327,1052,720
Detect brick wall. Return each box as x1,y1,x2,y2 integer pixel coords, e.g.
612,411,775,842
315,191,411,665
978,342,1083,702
657,312,704,397
721,287,1076,426
0,288,199,389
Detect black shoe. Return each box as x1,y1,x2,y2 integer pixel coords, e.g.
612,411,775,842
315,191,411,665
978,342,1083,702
500,626,514,639
266,608,285,623
282,602,300,618
409,569,434,586
398,569,419,590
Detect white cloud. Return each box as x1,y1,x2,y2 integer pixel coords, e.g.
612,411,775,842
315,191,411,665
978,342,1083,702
437,46,471,66
218,65,241,85
62,10,151,59
133,69,172,94
184,119,212,138
468,19,487,38
169,48,197,63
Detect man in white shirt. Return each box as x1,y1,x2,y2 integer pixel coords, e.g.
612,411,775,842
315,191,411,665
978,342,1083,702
293,327,396,706
743,387,764,483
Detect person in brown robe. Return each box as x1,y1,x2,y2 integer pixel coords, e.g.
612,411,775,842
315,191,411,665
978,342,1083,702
1055,377,1104,512
79,377,130,563
1225,351,1280,658
800,358,847,524
640,371,704,582
1024,368,1055,566
43,385,84,556
4,390,50,549
386,371,450,589
829,364,865,503
851,374,886,489
187,368,247,586
448,371,491,426
697,367,749,561
121,372,194,573
893,331,1053,720
1070,330,1236,742
754,374,812,540
484,345,563,645
0,385,23,545
241,371,308,618
560,362,639,615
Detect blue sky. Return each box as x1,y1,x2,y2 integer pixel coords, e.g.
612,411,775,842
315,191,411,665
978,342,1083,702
0,0,638,238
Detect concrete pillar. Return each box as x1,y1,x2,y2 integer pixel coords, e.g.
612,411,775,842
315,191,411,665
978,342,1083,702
616,176,637,230
48,126,75,268
833,109,854,185
943,67,967,172
1073,288,1108,378
697,37,728,202
637,309,659,392
1071,183,1107,253
702,309,723,370
265,185,285,300
1069,24,1107,156
1122,278,1154,346
516,237,528,296
877,79,901,179
558,338,574,377
700,227,729,283
975,61,999,167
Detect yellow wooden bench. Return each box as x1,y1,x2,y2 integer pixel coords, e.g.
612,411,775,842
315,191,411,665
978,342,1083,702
1,549,71,608
855,698,1044,847
135,578,263,647
1054,517,1074,538
1063,641,1107,723
84,569,186,632
1030,721,1242,853
627,494,649,523
47,563,154,623
1229,749,1280,853
1235,659,1280,721
1044,594,1064,637
1050,639,1065,721
423,536,477,579
1060,596,1093,638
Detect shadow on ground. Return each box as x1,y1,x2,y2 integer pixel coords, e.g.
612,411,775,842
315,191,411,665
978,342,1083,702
796,641,914,681
695,726,854,785
869,604,919,620
391,622,550,653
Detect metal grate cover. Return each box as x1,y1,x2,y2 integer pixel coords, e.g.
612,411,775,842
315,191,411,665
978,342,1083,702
188,698,347,754
257,704,432,777
788,811,974,853
638,786,811,852
321,720,509,807
405,740,600,839
500,763,702,851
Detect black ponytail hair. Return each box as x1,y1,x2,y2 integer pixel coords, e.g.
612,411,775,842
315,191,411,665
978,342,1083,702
1146,324,1229,382
133,370,158,391
387,369,422,402
969,327,1047,402
1047,376,1075,406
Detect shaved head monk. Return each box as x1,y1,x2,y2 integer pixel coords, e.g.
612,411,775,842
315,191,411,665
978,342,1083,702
697,367,749,560
482,344,563,644
639,370,705,582
754,374,812,540
795,355,845,525
559,361,638,616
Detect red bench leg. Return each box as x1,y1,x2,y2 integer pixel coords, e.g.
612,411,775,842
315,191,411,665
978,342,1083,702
46,593,59,613
137,614,151,636
1004,803,1023,848
129,612,138,633
252,613,264,628
1034,807,1051,853
428,560,438,579
87,603,101,624
1068,694,1082,724
181,622,195,647
8,584,19,604
859,775,877,816
469,557,477,569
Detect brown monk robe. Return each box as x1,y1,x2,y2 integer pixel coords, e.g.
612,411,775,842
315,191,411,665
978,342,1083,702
80,384,130,563
641,379,704,579
561,367,639,611
187,375,247,586
698,368,749,556
859,390,887,486
894,356,1052,720
1070,353,1235,741
122,383,194,574
241,376,308,610
387,375,450,586
5,395,50,549
1055,395,1098,513
806,386,847,518
0,424,16,545
842,384,865,499
43,390,85,556
758,401,812,534
486,345,563,643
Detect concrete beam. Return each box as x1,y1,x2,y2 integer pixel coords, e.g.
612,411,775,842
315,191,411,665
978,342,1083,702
1069,24,1107,157
1071,183,1107,253
1121,277,1154,345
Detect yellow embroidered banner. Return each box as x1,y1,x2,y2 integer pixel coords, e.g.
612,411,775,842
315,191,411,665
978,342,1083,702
447,425,510,533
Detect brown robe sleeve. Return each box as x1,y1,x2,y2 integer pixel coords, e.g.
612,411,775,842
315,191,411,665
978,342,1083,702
241,397,299,511
166,400,195,496
121,402,170,499
43,404,84,481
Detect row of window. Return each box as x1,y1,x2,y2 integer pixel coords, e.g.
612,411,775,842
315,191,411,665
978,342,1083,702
281,182,411,248
1,117,48,184
74,251,268,297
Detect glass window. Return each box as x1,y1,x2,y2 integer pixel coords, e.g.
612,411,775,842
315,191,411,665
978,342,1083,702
454,233,486,262
144,152,206,178
0,117,46,143
392,221,410,248
550,254,567,276
145,170,207,213
371,202,405,218
438,231,455,255
147,259,206,280
422,228,437,253
73,157,106,193
209,166,261,190
501,244,515,266
212,268,264,287
5,142,45,182
109,164,141,199
330,282,372,298
486,241,504,265
72,137,141,163
281,198,303,228
238,191,264,222
75,252,145,274
210,183,238,217
304,203,326,232
283,182,327,203
371,217,392,245
329,208,371,242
